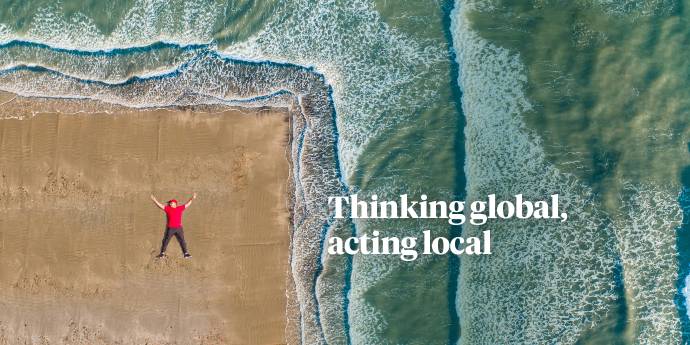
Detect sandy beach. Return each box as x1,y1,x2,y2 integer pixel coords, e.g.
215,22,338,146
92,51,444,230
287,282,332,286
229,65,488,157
0,95,292,344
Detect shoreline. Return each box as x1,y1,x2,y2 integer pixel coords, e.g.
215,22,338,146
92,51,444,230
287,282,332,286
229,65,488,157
0,93,294,344
0,46,349,344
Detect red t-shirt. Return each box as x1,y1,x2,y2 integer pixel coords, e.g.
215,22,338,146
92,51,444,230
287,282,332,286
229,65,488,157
164,205,186,228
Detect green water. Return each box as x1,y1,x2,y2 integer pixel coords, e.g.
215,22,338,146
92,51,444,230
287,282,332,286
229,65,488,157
0,0,461,344
2,0,686,343
457,0,689,343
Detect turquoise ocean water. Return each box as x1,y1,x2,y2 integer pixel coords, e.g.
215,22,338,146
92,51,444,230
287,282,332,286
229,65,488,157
1,0,689,344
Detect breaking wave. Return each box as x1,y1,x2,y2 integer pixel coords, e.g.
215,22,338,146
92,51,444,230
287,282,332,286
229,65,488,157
0,44,349,344
452,0,682,343
1,0,465,343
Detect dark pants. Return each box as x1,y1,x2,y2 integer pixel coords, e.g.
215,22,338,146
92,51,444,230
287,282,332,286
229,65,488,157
160,227,189,254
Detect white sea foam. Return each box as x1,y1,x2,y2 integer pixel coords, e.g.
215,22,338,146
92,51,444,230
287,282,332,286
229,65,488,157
222,0,447,180
0,1,452,342
587,0,676,17
614,184,681,344
221,5,455,343
685,272,690,319
0,47,200,83
0,0,446,182
0,52,345,345
452,0,682,343
0,0,450,207
453,0,615,342
8,1,220,50
1,0,684,341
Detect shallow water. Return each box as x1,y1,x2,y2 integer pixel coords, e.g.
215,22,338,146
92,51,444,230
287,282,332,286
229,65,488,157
455,0,689,343
1,0,687,344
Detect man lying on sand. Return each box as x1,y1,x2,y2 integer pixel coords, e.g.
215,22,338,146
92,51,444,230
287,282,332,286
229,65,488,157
150,193,197,259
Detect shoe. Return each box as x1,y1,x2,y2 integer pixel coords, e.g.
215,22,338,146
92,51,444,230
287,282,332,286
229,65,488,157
184,253,192,259
156,253,166,258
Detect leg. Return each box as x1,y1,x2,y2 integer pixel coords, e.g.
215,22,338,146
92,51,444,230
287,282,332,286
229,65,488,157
173,228,189,255
159,228,173,254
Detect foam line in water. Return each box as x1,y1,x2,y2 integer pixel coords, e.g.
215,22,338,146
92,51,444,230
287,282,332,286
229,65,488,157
0,48,350,345
452,1,683,343
0,39,210,55
0,0,456,341
453,0,618,342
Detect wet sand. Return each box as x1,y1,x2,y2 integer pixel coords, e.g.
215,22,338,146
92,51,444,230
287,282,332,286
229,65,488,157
0,99,291,344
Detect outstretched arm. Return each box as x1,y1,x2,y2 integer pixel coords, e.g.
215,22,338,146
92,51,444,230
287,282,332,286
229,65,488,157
185,193,197,208
150,194,165,210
